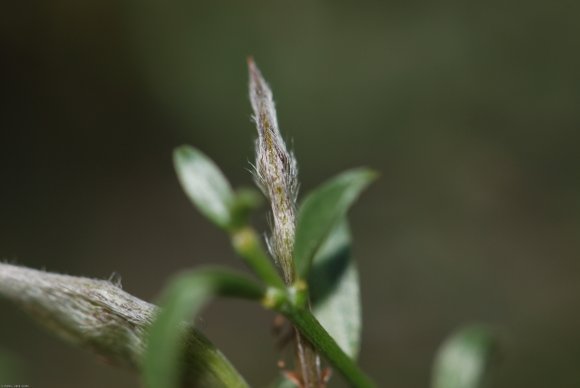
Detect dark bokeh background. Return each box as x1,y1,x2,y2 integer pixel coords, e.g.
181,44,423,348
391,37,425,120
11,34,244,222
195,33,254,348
1,1,580,387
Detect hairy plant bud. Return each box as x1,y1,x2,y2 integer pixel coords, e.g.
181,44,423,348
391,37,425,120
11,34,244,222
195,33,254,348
248,58,298,284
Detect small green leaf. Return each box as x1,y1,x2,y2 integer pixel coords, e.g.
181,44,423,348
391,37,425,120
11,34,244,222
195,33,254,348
174,145,235,229
310,219,361,359
294,168,376,276
432,325,497,388
143,267,264,388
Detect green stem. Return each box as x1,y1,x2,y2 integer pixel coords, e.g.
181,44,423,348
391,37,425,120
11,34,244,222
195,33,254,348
231,226,285,289
284,308,375,388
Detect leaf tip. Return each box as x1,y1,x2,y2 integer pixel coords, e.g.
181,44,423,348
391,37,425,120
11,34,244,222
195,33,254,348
432,324,499,388
172,144,235,229
361,168,379,185
173,144,193,163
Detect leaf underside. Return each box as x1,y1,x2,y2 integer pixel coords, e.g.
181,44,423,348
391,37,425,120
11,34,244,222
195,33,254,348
174,145,235,229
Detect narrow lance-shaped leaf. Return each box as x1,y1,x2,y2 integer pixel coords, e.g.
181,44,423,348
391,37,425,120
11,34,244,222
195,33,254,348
174,145,235,229
143,267,265,388
431,325,498,388
294,168,377,277
309,219,361,359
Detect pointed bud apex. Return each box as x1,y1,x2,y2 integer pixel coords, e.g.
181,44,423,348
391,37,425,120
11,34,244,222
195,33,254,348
248,58,298,284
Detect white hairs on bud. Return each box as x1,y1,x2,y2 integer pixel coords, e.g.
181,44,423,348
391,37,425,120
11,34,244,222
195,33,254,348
247,58,298,284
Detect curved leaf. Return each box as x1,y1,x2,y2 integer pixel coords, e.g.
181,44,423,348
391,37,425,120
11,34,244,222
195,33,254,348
143,267,264,388
174,145,235,229
294,168,376,277
431,325,498,388
310,219,361,359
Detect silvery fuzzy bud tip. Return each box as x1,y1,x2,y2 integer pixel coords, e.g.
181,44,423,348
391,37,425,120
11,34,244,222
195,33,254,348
247,57,299,284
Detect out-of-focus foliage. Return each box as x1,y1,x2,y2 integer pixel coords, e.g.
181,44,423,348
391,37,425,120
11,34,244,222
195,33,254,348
174,146,235,230
310,219,361,359
294,169,376,276
432,326,497,388
144,268,263,388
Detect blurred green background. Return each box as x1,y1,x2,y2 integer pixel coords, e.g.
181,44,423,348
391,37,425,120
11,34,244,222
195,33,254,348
1,1,579,387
